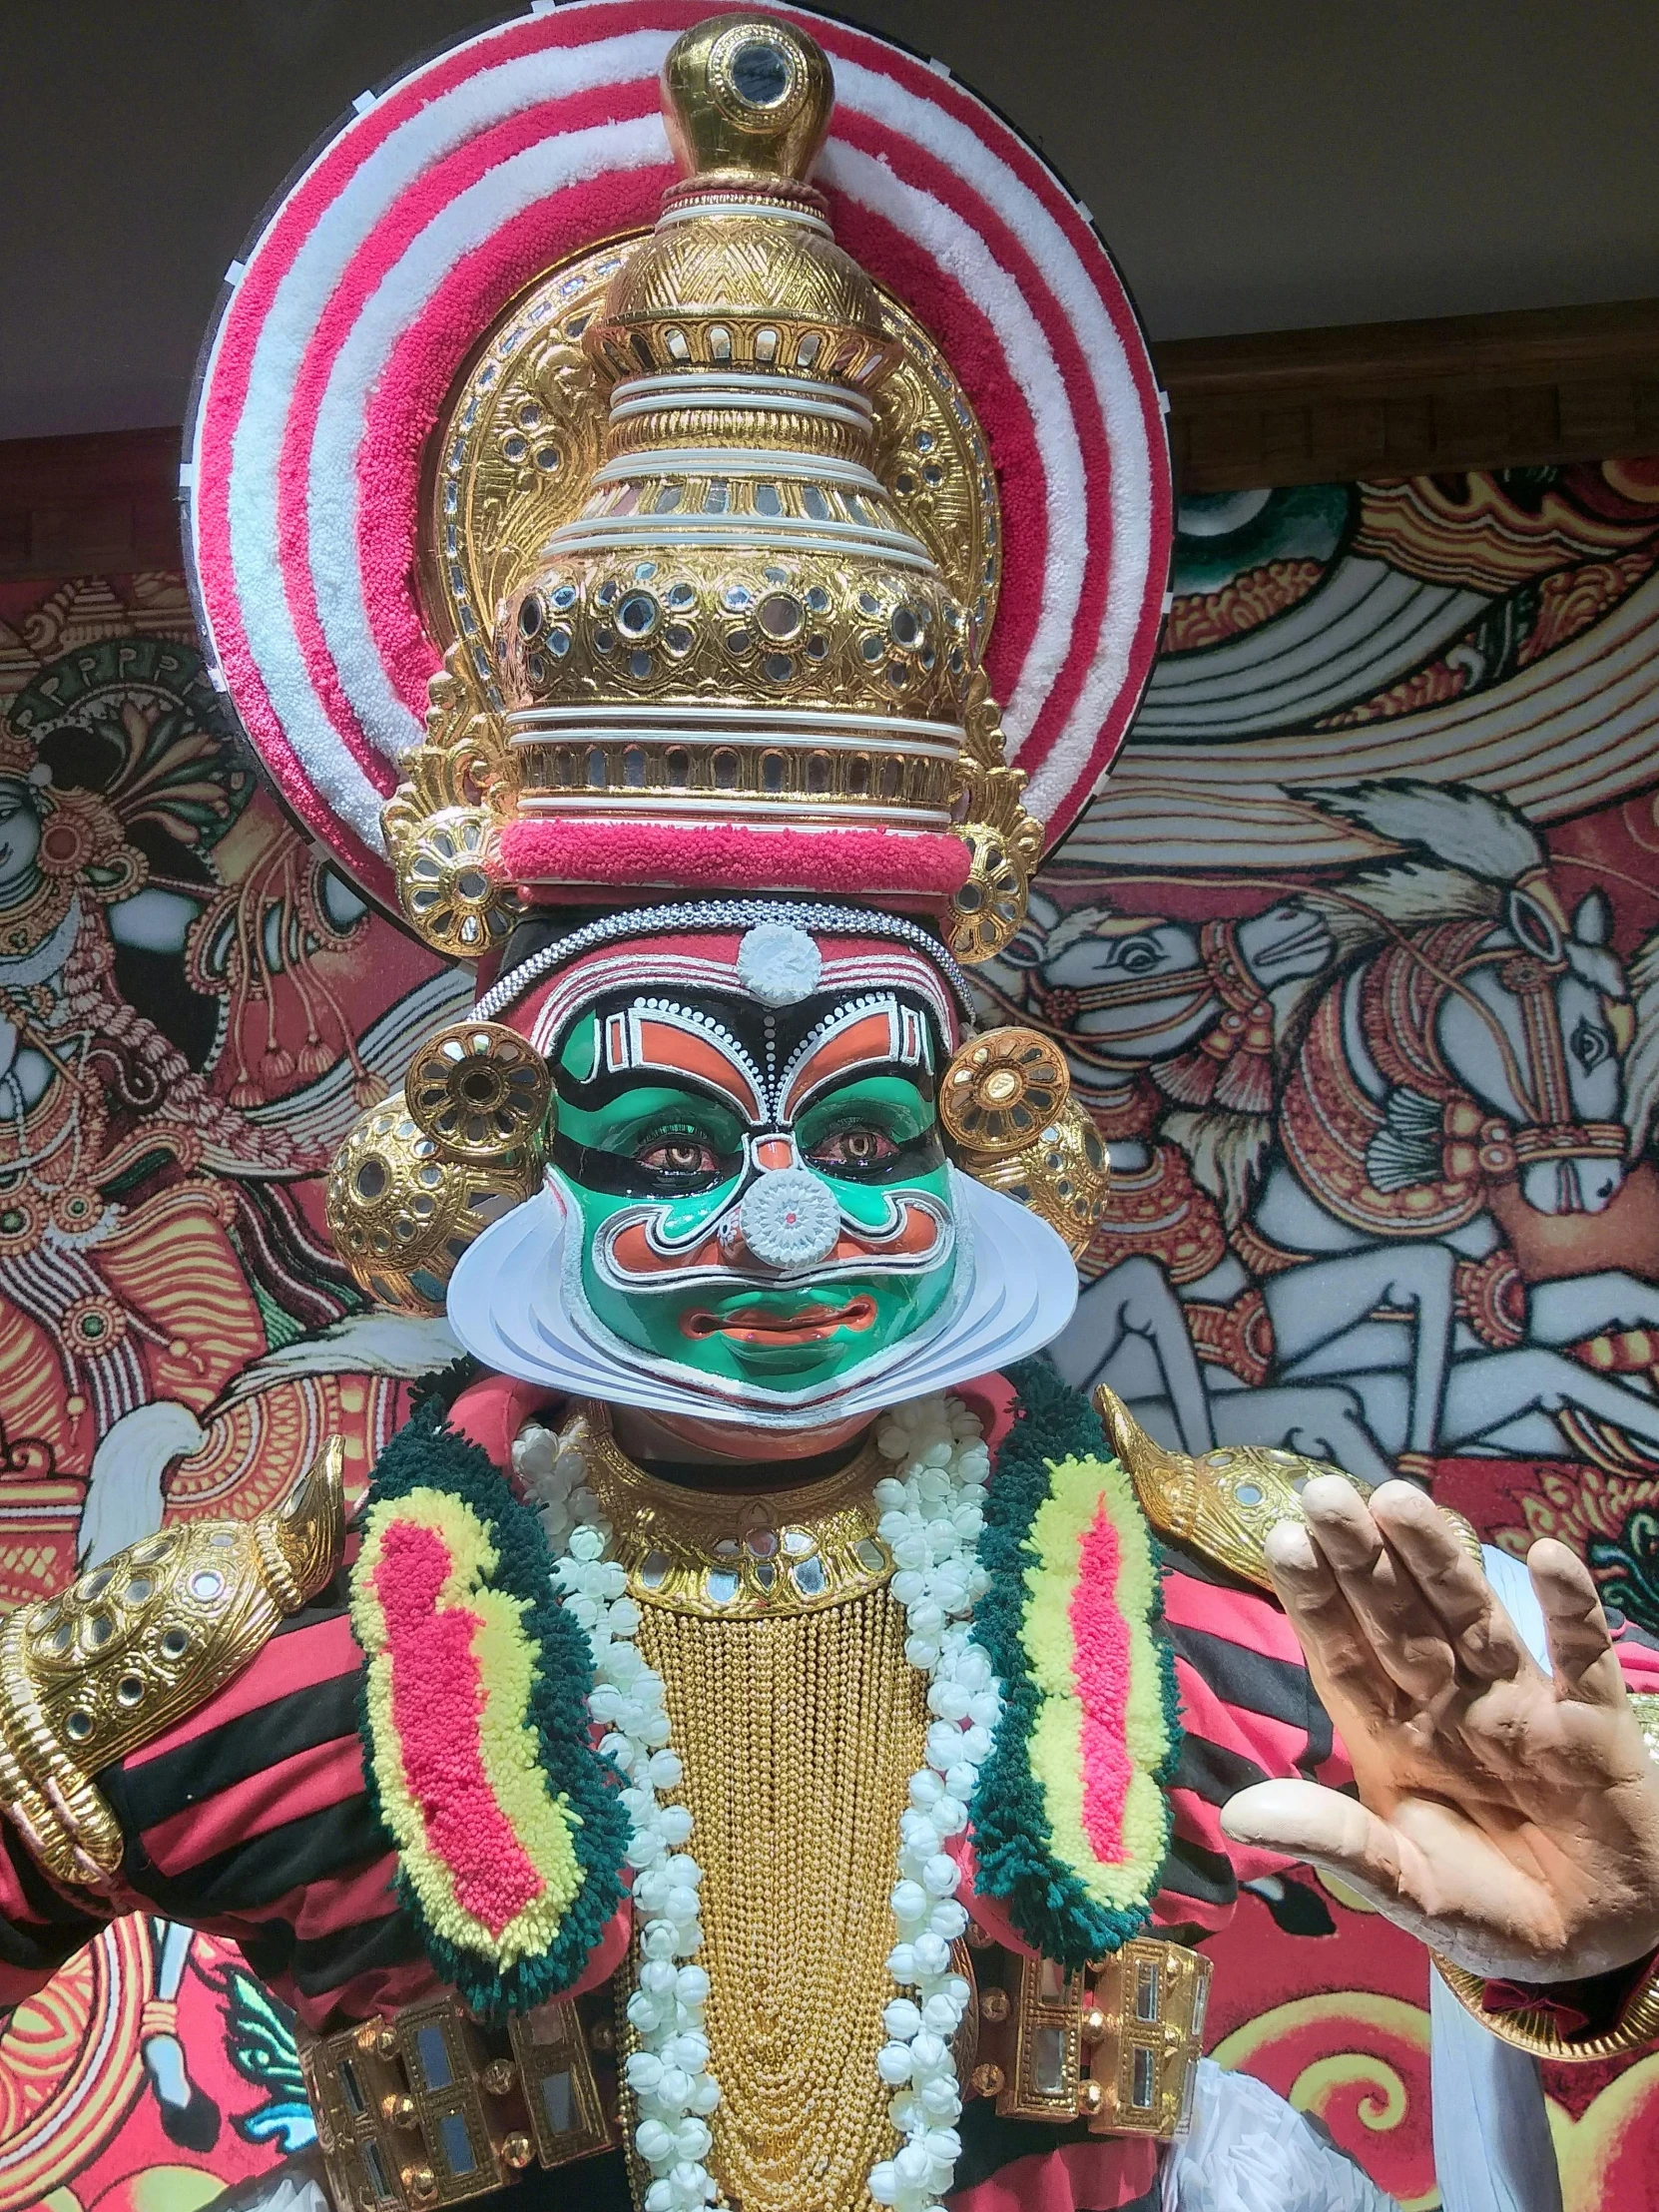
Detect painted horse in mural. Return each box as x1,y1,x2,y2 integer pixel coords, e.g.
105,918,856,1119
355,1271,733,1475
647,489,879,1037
985,779,1659,1478
975,877,1408,1475
1254,779,1659,1466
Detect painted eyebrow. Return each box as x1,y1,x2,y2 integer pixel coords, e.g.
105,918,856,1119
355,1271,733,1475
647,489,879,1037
602,1001,767,1123
778,1000,928,1122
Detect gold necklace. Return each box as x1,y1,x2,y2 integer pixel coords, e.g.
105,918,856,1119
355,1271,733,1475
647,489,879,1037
567,1405,929,2212
0,870,73,961
575,1403,897,1618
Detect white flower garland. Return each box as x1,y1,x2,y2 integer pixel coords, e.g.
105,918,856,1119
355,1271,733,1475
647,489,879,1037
514,1422,722,2212
512,1393,997,2212
867,1395,998,2212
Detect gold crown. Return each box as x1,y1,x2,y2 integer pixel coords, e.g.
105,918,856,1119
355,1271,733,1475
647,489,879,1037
501,15,973,850
386,12,1042,963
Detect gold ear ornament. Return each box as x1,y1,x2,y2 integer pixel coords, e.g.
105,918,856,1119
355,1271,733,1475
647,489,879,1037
404,1020,553,1162
325,1026,551,1316
941,1026,1108,1257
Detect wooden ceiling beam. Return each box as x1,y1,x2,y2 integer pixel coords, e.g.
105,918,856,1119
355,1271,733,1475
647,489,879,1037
0,426,185,582
1,298,1656,576
1157,296,1659,492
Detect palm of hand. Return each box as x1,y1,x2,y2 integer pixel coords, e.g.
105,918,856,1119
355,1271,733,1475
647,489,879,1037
1220,1476,1659,1983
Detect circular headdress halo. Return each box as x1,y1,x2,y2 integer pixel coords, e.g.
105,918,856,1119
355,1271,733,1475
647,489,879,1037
185,1,1172,921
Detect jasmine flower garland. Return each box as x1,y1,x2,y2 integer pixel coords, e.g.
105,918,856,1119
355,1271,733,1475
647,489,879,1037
867,1393,1000,2212
514,1420,722,2212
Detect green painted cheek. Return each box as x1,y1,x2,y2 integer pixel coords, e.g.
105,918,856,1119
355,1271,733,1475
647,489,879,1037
563,1175,740,1362
813,1161,955,1346
563,1161,956,1389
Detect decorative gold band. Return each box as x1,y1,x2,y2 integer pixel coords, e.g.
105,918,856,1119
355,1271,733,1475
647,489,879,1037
301,1992,615,2211
968,1935,1213,2141
1433,1951,1659,2063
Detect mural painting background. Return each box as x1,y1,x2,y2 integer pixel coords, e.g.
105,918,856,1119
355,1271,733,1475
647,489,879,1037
3,450,1659,2207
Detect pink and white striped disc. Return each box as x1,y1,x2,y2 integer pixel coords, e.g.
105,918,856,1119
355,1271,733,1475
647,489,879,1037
185,0,1172,905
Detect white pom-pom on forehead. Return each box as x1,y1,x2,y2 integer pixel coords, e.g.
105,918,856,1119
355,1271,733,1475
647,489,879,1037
737,921,824,1007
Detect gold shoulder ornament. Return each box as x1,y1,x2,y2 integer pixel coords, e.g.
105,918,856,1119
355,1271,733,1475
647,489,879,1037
1092,1384,1482,1589
0,1438,345,1888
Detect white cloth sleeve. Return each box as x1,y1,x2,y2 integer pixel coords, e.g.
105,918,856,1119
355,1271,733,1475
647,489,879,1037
1425,1547,1562,2212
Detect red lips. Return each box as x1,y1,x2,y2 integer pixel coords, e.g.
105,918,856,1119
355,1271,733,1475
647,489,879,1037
679,1295,879,1346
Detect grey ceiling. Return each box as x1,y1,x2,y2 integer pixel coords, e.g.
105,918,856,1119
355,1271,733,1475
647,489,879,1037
5,0,1658,440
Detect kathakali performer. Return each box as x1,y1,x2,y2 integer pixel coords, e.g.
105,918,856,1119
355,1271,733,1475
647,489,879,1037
6,12,1659,2212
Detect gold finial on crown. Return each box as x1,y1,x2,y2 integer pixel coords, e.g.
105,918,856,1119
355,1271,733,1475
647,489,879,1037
660,13,834,190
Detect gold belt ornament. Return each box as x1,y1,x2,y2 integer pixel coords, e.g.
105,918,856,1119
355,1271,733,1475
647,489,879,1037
967,1935,1212,2141
300,1993,616,2211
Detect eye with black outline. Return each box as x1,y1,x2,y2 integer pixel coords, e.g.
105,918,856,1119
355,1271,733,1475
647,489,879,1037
1113,933,1165,976
1570,1016,1612,1073
805,1124,901,1172
634,1125,727,1182
552,1095,744,1200
798,1087,943,1185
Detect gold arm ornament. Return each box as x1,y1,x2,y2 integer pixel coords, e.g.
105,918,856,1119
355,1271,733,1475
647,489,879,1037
1433,1950,1659,2063
1434,1695,1659,2059
1093,1384,1483,1590
0,1438,345,1888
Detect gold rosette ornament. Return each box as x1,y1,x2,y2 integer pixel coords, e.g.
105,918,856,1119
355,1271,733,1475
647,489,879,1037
325,1021,551,1314
941,1026,1109,1257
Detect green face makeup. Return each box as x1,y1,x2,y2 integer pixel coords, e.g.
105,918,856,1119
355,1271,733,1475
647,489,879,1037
548,991,957,1394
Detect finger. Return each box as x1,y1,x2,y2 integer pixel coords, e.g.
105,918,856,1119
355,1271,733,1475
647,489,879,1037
1219,1779,1410,1920
1297,1476,1457,1703
1528,1538,1625,1707
1368,1480,1528,1684
1263,1515,1395,1725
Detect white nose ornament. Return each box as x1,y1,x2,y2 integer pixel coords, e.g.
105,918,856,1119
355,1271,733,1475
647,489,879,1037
737,1168,840,1269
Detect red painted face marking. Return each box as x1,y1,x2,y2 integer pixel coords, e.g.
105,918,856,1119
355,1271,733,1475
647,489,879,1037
606,1200,946,1284
619,1013,764,1121
678,1296,879,1345
755,1136,795,1170
610,1220,729,1277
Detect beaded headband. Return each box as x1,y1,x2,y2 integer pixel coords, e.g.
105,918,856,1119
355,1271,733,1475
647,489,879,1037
474,897,978,1023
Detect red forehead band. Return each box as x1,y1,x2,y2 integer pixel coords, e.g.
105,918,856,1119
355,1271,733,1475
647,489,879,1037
511,932,961,1060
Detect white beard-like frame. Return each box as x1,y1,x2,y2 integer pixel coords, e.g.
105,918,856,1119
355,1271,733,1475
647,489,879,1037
448,1168,1078,1430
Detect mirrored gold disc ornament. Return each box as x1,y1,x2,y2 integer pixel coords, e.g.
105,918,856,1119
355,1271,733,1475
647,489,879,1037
939,1027,1071,1158
324,1092,539,1316
404,1020,552,1163
940,1026,1108,1257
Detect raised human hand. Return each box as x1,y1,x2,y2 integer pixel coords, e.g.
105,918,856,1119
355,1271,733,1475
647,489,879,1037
1219,1475,1659,1983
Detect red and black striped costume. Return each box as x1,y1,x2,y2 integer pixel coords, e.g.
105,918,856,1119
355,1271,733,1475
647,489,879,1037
5,1379,1657,2212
